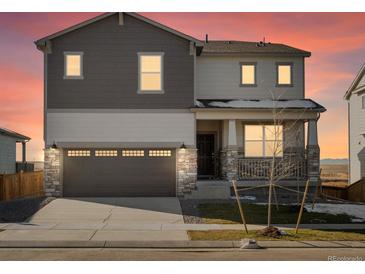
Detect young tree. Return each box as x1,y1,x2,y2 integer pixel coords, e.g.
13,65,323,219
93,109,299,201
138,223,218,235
236,91,309,228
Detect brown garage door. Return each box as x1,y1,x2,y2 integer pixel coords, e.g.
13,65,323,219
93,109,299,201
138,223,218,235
63,148,176,197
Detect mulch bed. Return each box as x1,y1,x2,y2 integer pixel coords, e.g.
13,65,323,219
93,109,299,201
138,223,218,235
0,196,55,223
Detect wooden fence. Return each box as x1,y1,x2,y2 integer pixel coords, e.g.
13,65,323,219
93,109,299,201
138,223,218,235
321,179,365,203
347,179,365,202
0,171,44,201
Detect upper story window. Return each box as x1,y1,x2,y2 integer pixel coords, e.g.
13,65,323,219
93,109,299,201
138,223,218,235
244,125,283,157
240,62,257,86
64,52,83,79
362,95,365,109
138,53,164,93
276,62,293,86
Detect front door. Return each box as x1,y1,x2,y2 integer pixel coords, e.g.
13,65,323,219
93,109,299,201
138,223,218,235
197,134,215,179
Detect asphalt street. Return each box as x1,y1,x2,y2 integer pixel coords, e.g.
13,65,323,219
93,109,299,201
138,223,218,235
0,247,364,260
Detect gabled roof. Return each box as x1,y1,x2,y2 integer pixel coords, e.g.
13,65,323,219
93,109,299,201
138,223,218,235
0,127,30,141
344,63,365,100
200,40,311,57
194,99,326,112
35,12,203,49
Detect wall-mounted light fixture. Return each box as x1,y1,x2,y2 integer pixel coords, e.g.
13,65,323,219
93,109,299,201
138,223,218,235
51,141,58,150
180,143,187,150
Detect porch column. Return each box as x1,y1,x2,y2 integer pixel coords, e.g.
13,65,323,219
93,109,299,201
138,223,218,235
307,119,320,187
21,141,26,163
221,119,238,181
307,120,318,146
228,119,237,147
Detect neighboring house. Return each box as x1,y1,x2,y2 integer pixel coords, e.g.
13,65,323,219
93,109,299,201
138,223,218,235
345,64,365,184
0,128,31,174
35,12,325,198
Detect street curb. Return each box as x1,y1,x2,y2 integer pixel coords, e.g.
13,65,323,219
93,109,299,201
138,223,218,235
0,240,364,248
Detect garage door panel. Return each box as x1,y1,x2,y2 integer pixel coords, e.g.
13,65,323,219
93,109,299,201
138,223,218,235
63,149,176,197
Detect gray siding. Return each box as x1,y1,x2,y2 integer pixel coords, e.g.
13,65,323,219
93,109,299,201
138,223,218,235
0,135,16,174
47,13,194,109
349,93,365,183
196,56,305,100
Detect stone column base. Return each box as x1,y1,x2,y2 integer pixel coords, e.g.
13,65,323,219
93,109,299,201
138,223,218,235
176,148,197,197
44,148,62,197
307,145,320,186
220,148,238,181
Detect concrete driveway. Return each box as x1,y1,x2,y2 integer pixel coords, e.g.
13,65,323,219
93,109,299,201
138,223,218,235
30,197,184,224
0,197,188,241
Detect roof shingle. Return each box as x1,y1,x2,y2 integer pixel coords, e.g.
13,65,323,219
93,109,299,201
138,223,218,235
200,40,311,56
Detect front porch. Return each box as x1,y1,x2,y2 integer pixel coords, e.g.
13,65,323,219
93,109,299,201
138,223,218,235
194,111,321,186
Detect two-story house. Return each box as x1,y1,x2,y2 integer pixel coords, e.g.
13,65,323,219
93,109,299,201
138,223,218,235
345,64,365,184
35,12,325,198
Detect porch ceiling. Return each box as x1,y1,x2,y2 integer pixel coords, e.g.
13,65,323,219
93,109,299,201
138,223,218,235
192,108,320,120
194,99,326,112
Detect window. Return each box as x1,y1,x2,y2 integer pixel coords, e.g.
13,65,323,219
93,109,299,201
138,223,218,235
277,63,293,86
67,150,90,157
240,63,256,86
244,125,283,157
362,96,365,109
64,52,83,79
149,150,171,157
95,150,118,157
122,150,145,157
138,53,164,93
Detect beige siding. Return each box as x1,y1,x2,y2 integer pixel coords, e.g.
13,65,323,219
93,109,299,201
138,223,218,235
196,56,304,100
349,93,365,183
46,112,195,146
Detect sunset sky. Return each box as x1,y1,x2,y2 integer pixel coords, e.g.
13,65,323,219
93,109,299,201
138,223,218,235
1,12,364,161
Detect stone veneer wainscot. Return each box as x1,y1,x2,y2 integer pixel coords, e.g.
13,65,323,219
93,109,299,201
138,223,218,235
176,148,197,197
44,148,62,197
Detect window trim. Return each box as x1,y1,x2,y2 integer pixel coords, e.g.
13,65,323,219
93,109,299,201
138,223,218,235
243,124,284,158
63,51,84,80
276,62,293,87
137,52,165,94
239,62,257,87
362,95,365,110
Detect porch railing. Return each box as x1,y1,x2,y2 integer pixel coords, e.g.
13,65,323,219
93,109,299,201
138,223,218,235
238,157,307,180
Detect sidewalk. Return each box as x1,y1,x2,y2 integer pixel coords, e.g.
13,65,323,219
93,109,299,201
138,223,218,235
0,222,364,248
1,222,365,231
0,238,364,248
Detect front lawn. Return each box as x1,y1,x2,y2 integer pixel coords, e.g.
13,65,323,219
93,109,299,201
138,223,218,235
197,203,360,224
188,229,365,241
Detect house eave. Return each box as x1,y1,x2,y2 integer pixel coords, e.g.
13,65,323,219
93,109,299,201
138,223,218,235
35,12,203,51
190,107,325,113
344,63,365,100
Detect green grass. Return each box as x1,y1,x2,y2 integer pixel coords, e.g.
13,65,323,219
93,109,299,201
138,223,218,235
188,229,365,241
198,203,358,224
